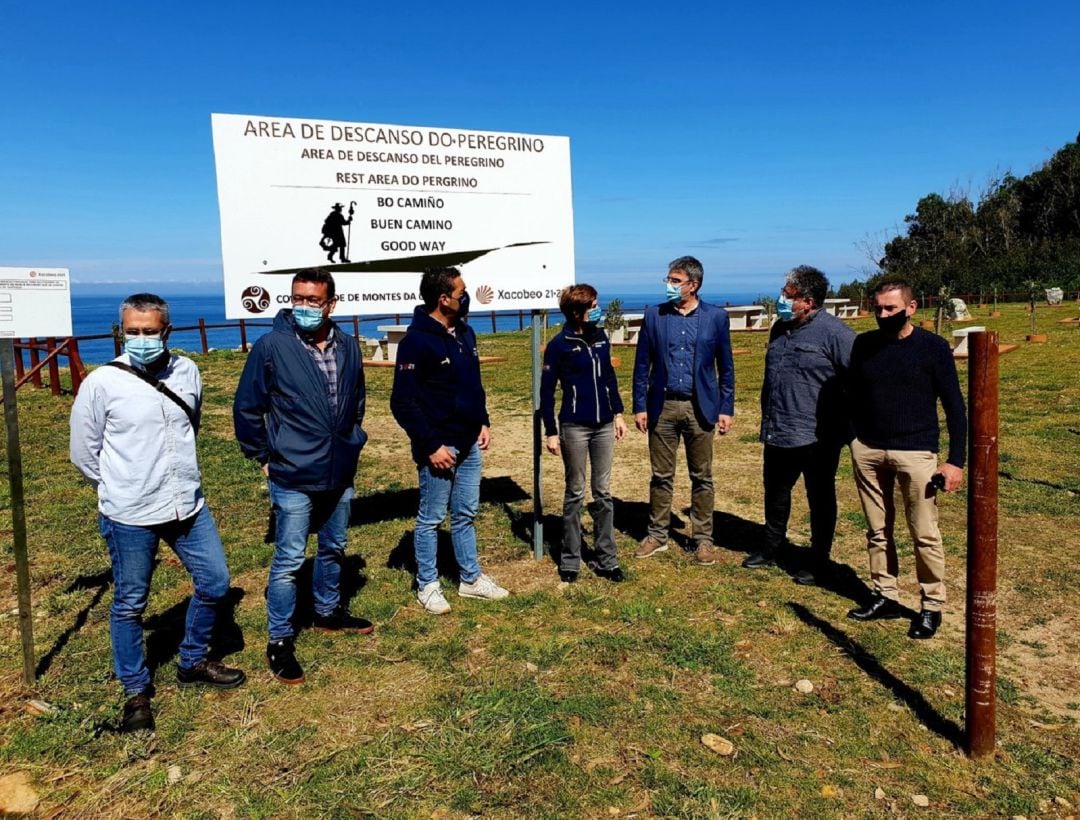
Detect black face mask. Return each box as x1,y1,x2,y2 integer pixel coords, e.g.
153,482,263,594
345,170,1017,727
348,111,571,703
875,310,909,334
456,291,471,319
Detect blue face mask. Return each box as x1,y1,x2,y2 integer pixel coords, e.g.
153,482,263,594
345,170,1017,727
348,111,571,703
586,306,603,324
776,293,795,321
665,282,684,303
125,336,165,365
293,306,325,331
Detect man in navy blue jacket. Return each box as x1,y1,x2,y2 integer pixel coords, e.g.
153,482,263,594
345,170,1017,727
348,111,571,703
632,256,735,566
234,269,370,684
391,267,509,615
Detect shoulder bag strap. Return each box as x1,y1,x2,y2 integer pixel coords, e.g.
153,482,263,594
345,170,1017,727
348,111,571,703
105,361,198,433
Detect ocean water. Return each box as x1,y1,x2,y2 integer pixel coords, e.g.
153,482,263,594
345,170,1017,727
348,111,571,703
63,288,765,364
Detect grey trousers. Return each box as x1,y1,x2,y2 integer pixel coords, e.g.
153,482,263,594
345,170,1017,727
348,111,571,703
560,422,617,571
647,399,714,545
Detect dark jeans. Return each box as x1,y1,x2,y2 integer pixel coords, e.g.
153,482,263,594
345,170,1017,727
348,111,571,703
560,422,617,572
100,506,230,695
762,442,843,563
267,481,353,641
648,399,714,545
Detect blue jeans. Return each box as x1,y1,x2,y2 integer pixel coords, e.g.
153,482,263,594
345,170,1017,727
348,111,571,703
414,443,482,587
267,481,353,641
100,505,230,695
560,423,617,572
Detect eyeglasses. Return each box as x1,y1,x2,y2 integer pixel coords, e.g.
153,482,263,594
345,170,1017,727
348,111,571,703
123,328,166,337
291,296,332,308
662,277,688,286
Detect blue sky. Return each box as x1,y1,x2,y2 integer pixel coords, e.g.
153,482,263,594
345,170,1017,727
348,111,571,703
2,1,1078,299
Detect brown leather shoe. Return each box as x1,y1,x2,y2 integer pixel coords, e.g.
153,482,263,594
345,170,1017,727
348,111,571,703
635,536,668,558
694,541,717,566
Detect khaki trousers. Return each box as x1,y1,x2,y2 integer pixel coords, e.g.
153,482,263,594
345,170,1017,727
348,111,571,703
647,399,714,545
850,438,946,610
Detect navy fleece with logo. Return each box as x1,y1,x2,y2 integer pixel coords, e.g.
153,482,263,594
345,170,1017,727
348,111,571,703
540,325,624,436
390,306,490,464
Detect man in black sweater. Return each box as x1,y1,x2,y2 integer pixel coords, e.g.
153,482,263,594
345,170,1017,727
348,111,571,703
846,278,966,639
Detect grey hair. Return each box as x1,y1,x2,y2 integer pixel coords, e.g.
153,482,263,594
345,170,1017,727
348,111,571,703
119,293,171,326
668,255,704,288
784,265,829,308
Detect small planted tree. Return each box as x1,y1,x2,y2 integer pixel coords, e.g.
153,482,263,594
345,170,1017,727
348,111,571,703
1026,279,1046,341
604,298,626,341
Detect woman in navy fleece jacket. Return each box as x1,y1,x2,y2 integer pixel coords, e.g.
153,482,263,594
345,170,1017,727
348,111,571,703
540,285,628,583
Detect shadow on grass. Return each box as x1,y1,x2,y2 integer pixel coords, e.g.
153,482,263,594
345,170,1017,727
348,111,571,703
788,602,963,747
351,475,530,527
36,568,113,680
144,586,248,674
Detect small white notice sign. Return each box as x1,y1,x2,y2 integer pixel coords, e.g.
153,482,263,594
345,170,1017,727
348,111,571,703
0,267,73,337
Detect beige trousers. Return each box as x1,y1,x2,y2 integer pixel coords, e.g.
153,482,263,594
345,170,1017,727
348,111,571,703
850,438,946,610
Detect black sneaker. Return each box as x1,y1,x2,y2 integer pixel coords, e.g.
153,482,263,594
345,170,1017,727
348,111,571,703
313,608,375,635
267,638,305,684
558,569,578,583
121,693,154,734
594,566,625,583
741,551,775,569
177,660,247,689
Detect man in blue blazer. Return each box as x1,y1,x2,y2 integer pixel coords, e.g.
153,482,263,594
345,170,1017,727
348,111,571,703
632,256,735,565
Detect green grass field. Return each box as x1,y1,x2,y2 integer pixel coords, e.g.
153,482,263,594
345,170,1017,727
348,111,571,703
2,302,1078,817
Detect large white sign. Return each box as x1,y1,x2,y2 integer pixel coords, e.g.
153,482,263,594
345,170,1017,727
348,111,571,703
211,113,575,319
0,267,73,337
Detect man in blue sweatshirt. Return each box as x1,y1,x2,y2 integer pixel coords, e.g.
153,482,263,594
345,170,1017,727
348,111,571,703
845,278,966,640
391,267,509,615
234,269,371,684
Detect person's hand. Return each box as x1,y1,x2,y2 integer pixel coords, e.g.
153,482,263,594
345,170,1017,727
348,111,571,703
717,414,734,435
635,412,649,433
937,463,963,493
261,463,269,478
478,425,491,450
429,445,456,471
614,415,628,442
546,435,561,456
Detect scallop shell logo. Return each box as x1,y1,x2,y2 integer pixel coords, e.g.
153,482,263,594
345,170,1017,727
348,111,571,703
475,285,494,305
241,285,272,314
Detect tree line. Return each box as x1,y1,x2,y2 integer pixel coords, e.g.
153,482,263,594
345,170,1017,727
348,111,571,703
838,132,1080,301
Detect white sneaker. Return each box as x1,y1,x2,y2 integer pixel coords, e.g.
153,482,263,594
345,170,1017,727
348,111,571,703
417,581,451,615
458,573,510,601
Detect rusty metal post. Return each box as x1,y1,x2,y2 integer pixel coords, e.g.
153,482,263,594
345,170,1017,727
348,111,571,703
198,318,209,354
490,312,497,333
1,338,35,685
351,316,359,341
239,319,248,353
966,330,999,758
14,341,25,381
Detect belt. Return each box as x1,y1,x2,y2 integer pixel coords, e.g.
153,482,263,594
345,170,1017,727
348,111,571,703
664,391,693,401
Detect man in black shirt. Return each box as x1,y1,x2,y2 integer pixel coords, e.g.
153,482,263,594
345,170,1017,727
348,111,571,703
846,278,966,639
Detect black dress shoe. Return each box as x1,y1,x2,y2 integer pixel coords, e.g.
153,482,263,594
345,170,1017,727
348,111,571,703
177,660,247,689
121,693,154,734
558,569,578,583
594,566,625,583
267,637,305,684
909,609,942,639
847,594,904,621
793,569,819,586
742,551,775,569
313,608,375,635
